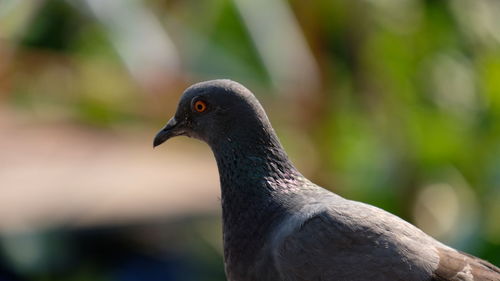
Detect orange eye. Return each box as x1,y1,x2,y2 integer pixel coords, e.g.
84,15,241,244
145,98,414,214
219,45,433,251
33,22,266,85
194,100,207,113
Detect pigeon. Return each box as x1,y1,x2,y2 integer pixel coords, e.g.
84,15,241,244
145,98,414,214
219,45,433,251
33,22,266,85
154,79,500,281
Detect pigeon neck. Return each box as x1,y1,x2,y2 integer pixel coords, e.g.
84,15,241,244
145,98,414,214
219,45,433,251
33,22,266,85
209,128,300,195
210,129,302,267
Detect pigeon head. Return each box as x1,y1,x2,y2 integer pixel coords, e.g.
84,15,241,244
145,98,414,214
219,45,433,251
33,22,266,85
153,79,274,148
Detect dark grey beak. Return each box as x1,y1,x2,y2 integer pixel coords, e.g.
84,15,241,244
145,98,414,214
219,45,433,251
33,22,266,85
153,117,181,147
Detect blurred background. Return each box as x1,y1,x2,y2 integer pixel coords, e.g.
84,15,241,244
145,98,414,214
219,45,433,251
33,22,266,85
1,0,500,280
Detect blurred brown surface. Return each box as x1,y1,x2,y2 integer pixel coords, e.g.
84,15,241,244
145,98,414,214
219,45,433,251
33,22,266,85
0,108,220,232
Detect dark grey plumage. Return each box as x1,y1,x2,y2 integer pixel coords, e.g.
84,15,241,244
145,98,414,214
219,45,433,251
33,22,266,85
154,79,500,281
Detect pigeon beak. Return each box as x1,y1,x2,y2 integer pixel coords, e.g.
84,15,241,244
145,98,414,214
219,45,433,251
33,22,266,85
153,117,181,147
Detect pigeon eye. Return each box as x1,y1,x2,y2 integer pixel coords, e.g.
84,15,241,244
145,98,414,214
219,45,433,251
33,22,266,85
193,100,207,113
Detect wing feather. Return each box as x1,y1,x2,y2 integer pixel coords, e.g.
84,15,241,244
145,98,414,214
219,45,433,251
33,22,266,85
432,247,500,281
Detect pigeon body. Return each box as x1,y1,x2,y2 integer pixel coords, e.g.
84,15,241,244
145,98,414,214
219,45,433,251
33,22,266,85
154,79,500,281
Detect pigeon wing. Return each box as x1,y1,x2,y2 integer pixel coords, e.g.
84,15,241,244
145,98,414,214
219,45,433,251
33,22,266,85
271,203,441,281
271,201,500,281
